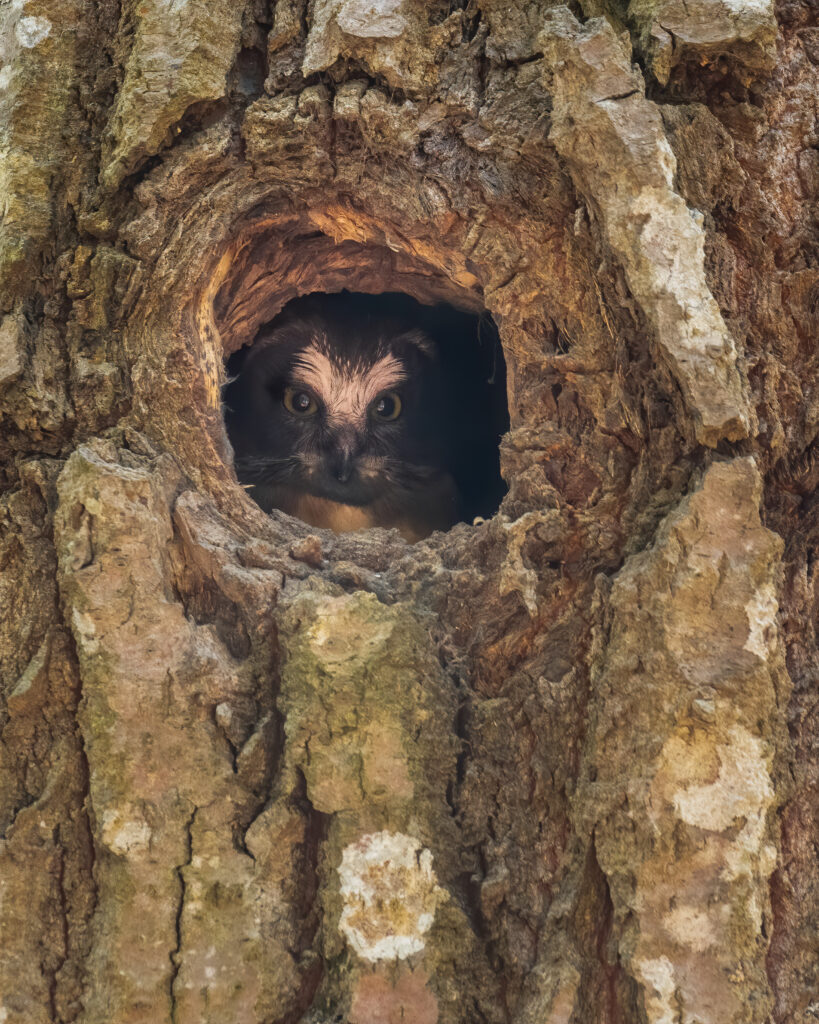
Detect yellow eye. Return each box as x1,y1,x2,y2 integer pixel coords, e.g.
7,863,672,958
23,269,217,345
283,386,318,416
371,392,402,422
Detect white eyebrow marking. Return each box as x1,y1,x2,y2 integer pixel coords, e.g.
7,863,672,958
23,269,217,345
291,345,407,425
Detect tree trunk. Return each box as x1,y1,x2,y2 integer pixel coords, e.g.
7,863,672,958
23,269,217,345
0,0,816,1021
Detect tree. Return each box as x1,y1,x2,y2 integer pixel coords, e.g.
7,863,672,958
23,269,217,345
0,0,816,1021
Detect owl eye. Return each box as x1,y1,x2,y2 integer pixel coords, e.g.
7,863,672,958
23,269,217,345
283,386,318,417
371,392,402,422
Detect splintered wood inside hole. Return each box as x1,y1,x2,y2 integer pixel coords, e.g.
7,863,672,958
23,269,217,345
210,217,485,357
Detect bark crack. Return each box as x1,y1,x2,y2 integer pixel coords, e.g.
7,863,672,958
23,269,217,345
595,89,640,103
659,24,679,55
47,836,68,1024
169,805,198,1024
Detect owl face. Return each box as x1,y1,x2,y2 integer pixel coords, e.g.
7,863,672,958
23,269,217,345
224,296,458,526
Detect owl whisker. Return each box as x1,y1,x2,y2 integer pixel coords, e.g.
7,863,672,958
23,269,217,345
233,454,303,483
234,455,300,468
378,462,452,488
376,456,446,475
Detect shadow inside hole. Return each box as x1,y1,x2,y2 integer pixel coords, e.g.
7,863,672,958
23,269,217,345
223,291,508,537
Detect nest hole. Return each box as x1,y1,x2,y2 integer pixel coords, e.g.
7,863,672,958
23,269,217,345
223,290,508,541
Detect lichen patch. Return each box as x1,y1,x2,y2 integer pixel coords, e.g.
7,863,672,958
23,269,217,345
722,0,772,15
636,956,677,1024
338,830,446,962
337,0,407,38
15,15,50,47
100,806,152,855
743,583,778,659
541,10,752,446
671,726,773,836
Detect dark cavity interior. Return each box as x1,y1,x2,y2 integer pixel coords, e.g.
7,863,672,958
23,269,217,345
223,291,508,539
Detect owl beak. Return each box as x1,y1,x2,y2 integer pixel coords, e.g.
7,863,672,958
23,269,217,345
332,444,354,483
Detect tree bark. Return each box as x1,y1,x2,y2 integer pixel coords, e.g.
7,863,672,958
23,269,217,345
0,0,816,1022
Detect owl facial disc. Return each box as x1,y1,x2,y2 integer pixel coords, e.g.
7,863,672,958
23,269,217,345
224,293,462,539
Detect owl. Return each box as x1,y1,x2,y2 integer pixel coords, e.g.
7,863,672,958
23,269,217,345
224,293,462,542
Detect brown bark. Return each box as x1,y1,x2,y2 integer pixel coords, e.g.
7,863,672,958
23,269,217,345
0,1,817,1022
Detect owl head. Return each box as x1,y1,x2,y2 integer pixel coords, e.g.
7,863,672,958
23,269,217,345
224,293,460,531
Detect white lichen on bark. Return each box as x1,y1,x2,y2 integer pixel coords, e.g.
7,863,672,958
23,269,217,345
578,458,787,1024
338,830,445,962
541,9,752,447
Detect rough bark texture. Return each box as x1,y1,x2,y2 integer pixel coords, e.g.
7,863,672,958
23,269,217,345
0,0,816,1022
